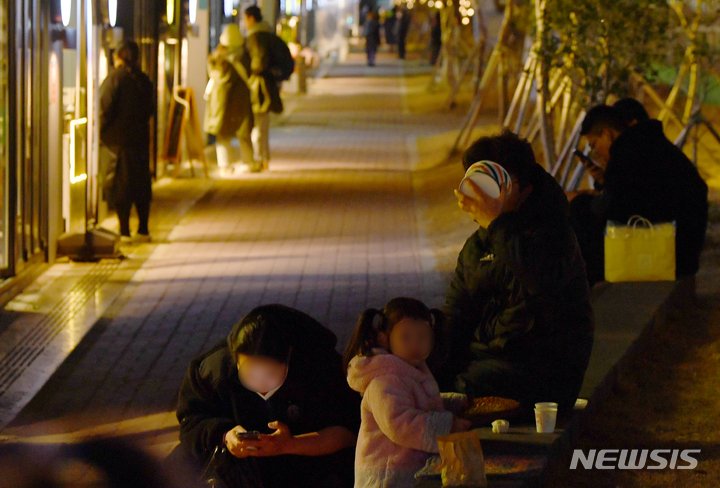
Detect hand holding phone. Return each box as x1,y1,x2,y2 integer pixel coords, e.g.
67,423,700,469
574,149,604,184
234,430,261,441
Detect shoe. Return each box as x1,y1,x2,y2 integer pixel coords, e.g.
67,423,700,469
120,235,133,245
133,233,152,243
249,164,263,173
219,166,234,177
262,160,269,171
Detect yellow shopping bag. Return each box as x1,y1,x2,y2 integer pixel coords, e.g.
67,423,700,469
604,216,676,282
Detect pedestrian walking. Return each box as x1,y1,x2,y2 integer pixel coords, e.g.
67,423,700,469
204,24,255,176
396,6,412,60
364,11,381,67
429,11,442,66
384,7,397,51
244,5,286,172
99,41,154,243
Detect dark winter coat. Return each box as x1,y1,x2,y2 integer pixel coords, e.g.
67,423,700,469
364,19,381,50
175,310,361,487
246,22,284,114
438,169,594,414
204,49,253,137
592,119,708,278
99,65,154,206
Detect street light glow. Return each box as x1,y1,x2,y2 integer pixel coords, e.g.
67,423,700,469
189,0,198,24
108,0,117,26
61,0,72,26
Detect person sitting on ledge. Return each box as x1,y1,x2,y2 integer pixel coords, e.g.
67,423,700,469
434,131,595,418
569,102,708,285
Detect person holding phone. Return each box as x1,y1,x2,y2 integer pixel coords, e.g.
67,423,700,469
167,304,361,488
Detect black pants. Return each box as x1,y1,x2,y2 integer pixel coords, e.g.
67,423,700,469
116,199,150,237
398,34,407,59
569,193,606,286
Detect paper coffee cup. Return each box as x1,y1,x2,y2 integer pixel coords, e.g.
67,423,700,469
535,402,558,410
491,419,509,433
534,408,557,433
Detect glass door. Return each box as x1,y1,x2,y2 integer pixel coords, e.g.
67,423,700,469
0,0,9,271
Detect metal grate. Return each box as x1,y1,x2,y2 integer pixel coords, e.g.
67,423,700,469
0,262,121,399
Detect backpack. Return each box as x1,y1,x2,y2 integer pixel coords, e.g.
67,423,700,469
256,31,295,81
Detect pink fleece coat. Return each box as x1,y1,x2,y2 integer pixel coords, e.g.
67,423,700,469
347,350,466,488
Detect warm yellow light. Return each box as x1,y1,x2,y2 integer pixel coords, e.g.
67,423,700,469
467,8,474,15
461,17,470,25
460,6,467,15
69,118,88,184
167,0,175,25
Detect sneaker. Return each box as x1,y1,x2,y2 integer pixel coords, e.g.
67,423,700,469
219,166,234,177
133,233,152,243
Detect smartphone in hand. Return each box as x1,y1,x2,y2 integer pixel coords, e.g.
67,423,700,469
234,431,261,441
573,149,594,168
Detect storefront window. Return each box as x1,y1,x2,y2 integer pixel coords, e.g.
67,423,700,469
0,0,9,269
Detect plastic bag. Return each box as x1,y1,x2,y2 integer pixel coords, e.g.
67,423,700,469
437,431,487,487
604,216,675,282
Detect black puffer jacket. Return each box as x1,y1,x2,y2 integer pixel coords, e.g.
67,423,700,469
439,168,594,412
177,314,361,461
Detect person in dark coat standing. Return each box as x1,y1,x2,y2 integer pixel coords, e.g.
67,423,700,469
244,5,284,172
100,41,154,242
364,11,381,67
384,8,397,51
166,304,361,488
396,5,412,60
434,131,594,418
570,103,709,285
429,11,442,66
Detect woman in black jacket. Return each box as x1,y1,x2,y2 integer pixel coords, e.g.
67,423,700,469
167,304,361,488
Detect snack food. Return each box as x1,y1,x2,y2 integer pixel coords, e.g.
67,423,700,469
461,397,522,427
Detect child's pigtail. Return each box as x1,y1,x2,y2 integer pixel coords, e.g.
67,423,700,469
342,308,383,373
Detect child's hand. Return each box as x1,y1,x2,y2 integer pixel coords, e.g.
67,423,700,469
450,416,472,433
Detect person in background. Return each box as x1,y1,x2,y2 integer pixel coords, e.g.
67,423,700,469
167,304,360,488
429,11,442,66
384,7,398,52
571,102,708,284
396,5,412,60
436,131,594,419
99,41,154,244
364,11,381,67
344,297,471,488
204,24,255,176
244,5,284,172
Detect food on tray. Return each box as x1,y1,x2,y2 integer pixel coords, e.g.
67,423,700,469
463,397,521,417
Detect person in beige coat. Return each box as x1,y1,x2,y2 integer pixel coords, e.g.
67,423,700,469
204,24,255,174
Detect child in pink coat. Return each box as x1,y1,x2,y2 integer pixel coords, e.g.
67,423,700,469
343,297,472,488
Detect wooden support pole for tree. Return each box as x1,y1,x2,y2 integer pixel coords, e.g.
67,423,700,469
533,0,557,169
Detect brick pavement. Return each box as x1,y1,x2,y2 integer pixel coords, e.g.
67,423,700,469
0,54,467,455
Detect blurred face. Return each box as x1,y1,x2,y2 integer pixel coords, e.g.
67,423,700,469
584,128,616,169
237,354,288,394
382,318,434,367
245,14,257,29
